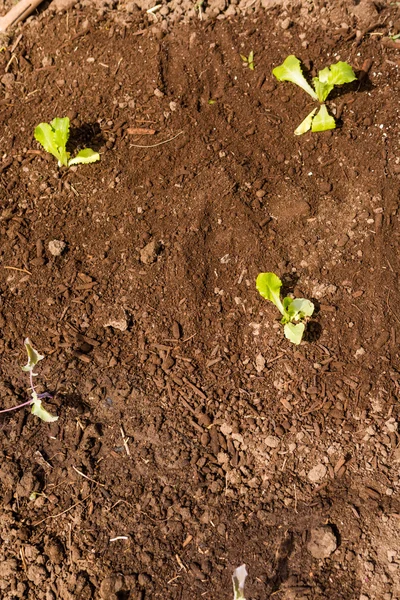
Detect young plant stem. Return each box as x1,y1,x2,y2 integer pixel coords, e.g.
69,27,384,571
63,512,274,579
0,397,33,414
0,367,50,415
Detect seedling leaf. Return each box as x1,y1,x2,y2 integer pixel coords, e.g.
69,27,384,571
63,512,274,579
273,55,318,100
232,564,247,600
257,272,314,345
256,272,284,315
68,148,100,166
51,117,69,149
313,62,356,102
323,61,357,86
312,78,334,103
241,51,255,70
311,104,336,132
273,56,356,134
287,298,315,320
34,117,100,168
284,322,305,345
31,393,58,423
22,338,44,372
294,108,317,135
34,123,64,165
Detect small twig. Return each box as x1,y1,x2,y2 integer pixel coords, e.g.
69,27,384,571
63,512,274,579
10,33,23,53
130,131,184,148
20,547,27,572
114,57,123,76
120,426,131,456
68,522,72,564
147,4,162,13
5,54,17,72
3,266,32,275
72,466,104,486
33,495,91,526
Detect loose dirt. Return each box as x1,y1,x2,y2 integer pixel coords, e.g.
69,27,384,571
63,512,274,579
1,0,400,599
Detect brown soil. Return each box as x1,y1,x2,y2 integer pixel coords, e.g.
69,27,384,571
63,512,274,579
1,2,400,599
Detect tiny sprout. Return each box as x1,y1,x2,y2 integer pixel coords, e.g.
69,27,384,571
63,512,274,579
233,565,248,600
240,51,255,70
256,272,314,345
34,117,100,168
0,339,58,422
272,55,356,134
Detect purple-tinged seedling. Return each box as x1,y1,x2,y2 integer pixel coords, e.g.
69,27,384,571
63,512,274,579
232,565,248,600
0,339,58,422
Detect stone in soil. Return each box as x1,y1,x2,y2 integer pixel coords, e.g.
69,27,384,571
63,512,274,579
307,525,338,559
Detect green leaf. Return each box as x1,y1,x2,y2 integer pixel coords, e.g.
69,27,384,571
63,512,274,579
286,297,314,320
51,117,70,149
52,117,70,167
294,108,317,135
232,565,247,600
34,119,70,167
312,78,334,102
22,338,44,373
313,62,356,102
34,123,62,164
256,272,284,315
284,322,305,345
311,104,336,132
322,61,356,86
68,148,100,166
31,395,58,423
273,55,318,100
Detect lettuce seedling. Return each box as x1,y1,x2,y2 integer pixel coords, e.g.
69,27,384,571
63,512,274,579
34,117,100,167
256,272,314,345
232,565,248,600
240,50,255,70
273,55,356,135
0,339,58,422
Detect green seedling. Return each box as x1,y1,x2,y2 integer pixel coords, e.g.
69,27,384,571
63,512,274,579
256,272,314,345
273,55,356,134
232,565,247,600
34,117,100,167
240,50,255,70
0,339,58,422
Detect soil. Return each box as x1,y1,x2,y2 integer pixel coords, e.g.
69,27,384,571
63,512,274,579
1,0,400,599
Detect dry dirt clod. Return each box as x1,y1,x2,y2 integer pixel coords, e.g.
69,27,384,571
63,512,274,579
307,525,338,559
103,308,129,331
307,464,327,483
140,240,162,264
171,320,181,339
48,239,67,256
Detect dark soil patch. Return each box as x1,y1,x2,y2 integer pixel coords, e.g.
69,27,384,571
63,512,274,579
1,2,400,599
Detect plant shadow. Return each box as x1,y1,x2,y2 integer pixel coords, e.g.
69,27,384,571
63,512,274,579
68,122,106,154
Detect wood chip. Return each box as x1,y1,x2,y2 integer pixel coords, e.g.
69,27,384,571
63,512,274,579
182,534,193,548
127,127,156,135
183,377,207,401
334,456,347,474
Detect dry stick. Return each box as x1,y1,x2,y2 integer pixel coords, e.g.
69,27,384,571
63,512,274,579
0,0,44,33
33,495,91,526
130,131,184,148
72,466,105,486
3,266,32,275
